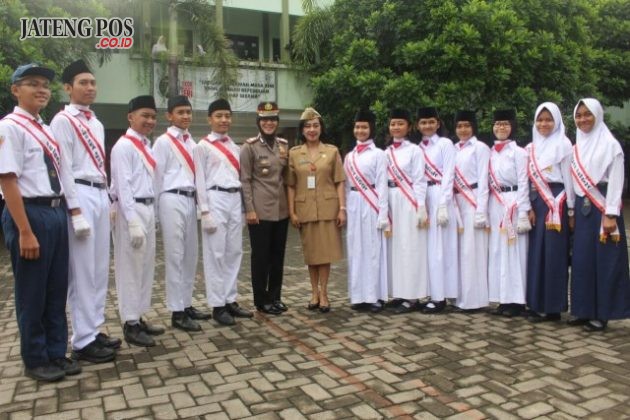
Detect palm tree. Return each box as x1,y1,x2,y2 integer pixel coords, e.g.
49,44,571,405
292,1,333,66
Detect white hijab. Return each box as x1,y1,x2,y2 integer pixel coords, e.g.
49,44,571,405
530,102,572,168
573,98,622,183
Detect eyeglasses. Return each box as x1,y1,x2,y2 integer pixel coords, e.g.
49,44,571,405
493,122,511,127
16,80,51,90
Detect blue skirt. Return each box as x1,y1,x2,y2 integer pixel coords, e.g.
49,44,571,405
526,184,569,314
571,194,630,320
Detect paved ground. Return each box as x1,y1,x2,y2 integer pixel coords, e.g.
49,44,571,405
1,217,630,420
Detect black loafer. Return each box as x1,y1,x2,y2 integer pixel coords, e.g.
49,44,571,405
24,364,65,382
391,301,414,314
422,300,446,314
213,307,236,326
172,312,202,332
72,340,116,364
185,306,212,320
227,302,254,318
51,357,82,376
370,302,384,313
529,312,561,323
139,318,165,336
319,305,330,313
503,304,526,318
490,304,508,316
584,320,607,332
257,304,283,315
273,301,288,312
567,317,589,326
124,322,156,347
95,332,122,349
351,303,370,311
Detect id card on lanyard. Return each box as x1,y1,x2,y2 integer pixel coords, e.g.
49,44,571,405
307,162,316,189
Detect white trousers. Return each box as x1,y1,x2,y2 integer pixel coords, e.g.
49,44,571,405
113,202,156,322
67,184,110,350
455,195,489,309
426,185,459,301
201,190,242,308
159,193,198,312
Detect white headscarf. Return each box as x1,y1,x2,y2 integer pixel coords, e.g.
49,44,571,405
531,102,572,168
573,98,622,183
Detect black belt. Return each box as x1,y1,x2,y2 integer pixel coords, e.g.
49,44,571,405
499,185,518,192
209,186,241,193
388,180,398,188
165,188,196,198
23,196,64,208
547,182,564,189
75,178,106,189
598,182,608,190
134,197,155,205
428,180,441,186
350,184,375,191
454,183,478,193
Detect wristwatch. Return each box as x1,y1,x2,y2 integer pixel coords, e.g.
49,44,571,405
567,208,575,217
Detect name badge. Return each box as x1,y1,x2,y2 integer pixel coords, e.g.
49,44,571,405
581,196,591,216
307,175,316,189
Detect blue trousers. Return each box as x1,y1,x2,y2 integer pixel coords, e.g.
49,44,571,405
2,204,69,368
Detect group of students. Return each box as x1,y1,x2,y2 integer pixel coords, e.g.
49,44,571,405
0,60,290,382
343,102,630,333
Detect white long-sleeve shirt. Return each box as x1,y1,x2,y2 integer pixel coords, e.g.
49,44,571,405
455,136,490,214
489,141,531,216
153,125,196,194
420,133,456,206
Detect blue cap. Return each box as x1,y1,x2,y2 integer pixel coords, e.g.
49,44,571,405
11,63,55,84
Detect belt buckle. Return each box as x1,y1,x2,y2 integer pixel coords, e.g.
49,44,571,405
51,198,61,208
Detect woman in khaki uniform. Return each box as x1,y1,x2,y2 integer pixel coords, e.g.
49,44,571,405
287,108,346,313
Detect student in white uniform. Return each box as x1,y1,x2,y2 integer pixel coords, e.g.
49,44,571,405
51,59,118,364
110,95,165,347
416,107,458,313
452,110,490,311
487,109,531,317
194,99,253,326
344,109,389,313
0,63,82,381
385,108,429,314
153,95,211,332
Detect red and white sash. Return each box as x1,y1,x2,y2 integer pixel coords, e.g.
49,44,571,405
165,132,195,180
454,167,477,209
571,145,620,243
4,113,61,175
201,137,240,174
423,151,443,184
124,134,156,176
60,111,107,180
345,151,379,214
527,144,566,231
488,159,517,243
386,147,418,210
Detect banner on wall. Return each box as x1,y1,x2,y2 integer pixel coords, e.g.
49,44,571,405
154,64,276,112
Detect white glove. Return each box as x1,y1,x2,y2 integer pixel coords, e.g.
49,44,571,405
517,215,532,234
437,205,449,227
128,219,145,248
71,214,91,238
416,205,428,228
377,219,390,231
474,212,488,229
201,213,217,234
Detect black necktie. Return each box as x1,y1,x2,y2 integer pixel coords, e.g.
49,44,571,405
43,152,61,194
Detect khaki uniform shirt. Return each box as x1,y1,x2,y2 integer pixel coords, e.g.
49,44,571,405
287,142,345,223
240,134,289,221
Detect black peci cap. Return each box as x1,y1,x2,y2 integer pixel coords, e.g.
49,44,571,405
416,106,439,120
128,95,157,113
208,98,231,115
167,95,192,113
61,59,92,84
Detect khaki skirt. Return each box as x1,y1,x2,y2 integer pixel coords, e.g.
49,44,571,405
299,220,343,265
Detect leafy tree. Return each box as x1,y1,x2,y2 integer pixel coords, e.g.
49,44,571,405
292,0,626,149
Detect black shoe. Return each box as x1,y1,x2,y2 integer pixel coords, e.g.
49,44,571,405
273,301,288,312
51,357,82,376
319,305,330,313
185,306,212,320
307,300,320,310
567,317,589,326
72,340,116,363
503,304,525,318
584,319,607,332
490,304,508,316
139,318,165,336
385,298,404,308
124,322,156,347
351,303,370,311
24,364,65,382
213,307,236,326
422,300,446,314
257,304,283,315
172,312,202,332
227,302,253,318
370,302,384,313
528,312,561,323
391,300,414,314
95,332,122,349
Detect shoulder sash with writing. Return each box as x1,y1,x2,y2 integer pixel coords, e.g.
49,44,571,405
201,137,240,173
60,111,107,180
386,147,418,210
571,145,620,243
422,149,443,184
488,157,517,243
4,113,61,174
527,144,566,232
344,151,379,214
124,134,156,176
454,166,477,209
165,132,195,180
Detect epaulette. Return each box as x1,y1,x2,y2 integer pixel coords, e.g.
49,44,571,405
245,137,258,144
290,145,302,151
277,137,288,144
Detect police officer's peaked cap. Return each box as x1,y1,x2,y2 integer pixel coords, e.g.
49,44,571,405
11,63,55,84
208,98,231,115
257,101,279,118
128,95,156,113
62,59,92,84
